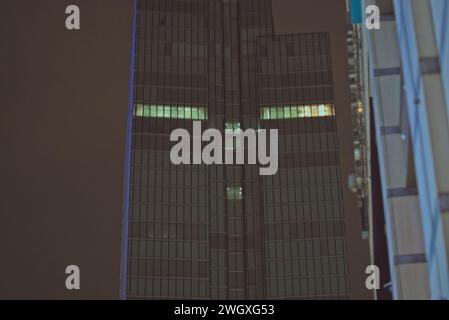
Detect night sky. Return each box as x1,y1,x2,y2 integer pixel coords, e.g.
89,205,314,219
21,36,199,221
0,0,134,299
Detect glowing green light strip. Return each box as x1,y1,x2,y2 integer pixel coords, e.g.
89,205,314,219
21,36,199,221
225,121,241,131
226,187,243,200
260,104,335,120
134,104,208,120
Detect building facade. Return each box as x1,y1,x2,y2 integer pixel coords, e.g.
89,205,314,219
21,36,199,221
354,0,449,299
125,0,370,299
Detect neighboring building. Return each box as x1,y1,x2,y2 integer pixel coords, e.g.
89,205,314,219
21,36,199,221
353,0,449,299
125,0,371,299
346,1,392,299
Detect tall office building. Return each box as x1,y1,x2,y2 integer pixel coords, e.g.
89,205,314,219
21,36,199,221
125,0,370,299
351,0,449,299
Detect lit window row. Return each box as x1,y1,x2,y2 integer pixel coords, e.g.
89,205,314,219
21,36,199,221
134,104,208,120
260,104,335,120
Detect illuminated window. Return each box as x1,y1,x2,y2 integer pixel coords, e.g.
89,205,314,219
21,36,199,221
260,104,335,120
225,121,241,150
357,101,364,114
134,104,208,120
227,187,243,200
225,121,241,131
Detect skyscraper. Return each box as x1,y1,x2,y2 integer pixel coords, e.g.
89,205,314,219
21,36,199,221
125,0,370,300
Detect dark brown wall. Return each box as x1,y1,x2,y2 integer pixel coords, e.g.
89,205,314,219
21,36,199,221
370,106,393,300
0,0,134,299
272,0,372,299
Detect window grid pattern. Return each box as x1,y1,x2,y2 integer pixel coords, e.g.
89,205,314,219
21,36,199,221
260,104,335,120
128,0,352,300
257,33,351,299
128,0,210,300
